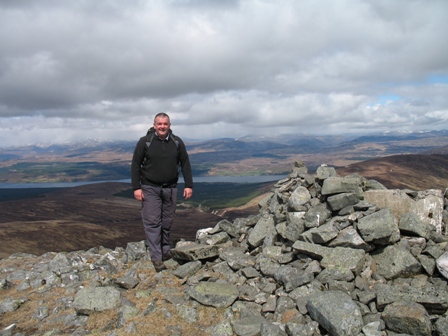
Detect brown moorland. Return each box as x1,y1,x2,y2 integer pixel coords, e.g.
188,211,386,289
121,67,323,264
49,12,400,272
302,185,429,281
0,182,262,259
336,154,448,190
1,154,447,259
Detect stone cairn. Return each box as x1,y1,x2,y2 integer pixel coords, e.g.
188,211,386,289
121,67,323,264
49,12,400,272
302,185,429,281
1,162,448,336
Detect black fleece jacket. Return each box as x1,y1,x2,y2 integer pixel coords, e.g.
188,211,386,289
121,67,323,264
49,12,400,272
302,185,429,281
131,132,193,190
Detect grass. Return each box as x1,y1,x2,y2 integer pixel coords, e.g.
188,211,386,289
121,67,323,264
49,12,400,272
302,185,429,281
0,188,61,201
114,181,273,210
181,182,271,209
0,161,130,183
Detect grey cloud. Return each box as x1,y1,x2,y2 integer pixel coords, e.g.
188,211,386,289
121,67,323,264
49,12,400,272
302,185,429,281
0,0,447,147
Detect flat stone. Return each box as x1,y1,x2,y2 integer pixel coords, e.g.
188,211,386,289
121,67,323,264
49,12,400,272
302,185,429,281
187,282,239,308
171,243,220,261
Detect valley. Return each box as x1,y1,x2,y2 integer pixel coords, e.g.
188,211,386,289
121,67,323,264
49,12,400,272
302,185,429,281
1,130,448,259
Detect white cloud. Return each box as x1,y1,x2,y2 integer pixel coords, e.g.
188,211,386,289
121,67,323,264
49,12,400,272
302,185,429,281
0,0,447,147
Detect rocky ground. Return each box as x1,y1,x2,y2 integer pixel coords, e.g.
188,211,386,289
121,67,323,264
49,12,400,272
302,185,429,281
1,162,448,335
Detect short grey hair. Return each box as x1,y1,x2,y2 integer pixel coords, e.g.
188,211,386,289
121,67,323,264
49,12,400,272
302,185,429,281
154,112,170,123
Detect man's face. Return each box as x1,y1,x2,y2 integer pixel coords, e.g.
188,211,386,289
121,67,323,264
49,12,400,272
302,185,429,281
154,116,171,139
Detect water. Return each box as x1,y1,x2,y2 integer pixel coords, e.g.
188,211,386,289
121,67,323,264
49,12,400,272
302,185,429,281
0,175,287,189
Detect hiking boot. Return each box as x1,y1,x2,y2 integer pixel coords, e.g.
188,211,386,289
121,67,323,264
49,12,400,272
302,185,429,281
162,252,172,261
152,260,167,272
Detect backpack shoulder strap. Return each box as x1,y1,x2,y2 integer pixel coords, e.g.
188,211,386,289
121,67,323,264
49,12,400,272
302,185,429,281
145,127,155,149
170,132,179,149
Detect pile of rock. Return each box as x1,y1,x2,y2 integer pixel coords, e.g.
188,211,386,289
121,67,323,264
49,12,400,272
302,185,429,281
169,162,448,335
1,162,448,336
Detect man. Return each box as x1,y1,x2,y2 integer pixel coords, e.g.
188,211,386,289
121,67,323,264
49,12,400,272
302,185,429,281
131,112,193,272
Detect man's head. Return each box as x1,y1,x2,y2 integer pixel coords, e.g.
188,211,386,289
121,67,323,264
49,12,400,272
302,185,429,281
153,112,171,139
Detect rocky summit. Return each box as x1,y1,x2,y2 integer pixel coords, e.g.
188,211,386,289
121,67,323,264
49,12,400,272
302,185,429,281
1,162,448,336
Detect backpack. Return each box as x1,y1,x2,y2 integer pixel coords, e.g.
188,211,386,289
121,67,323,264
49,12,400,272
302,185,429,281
143,127,180,165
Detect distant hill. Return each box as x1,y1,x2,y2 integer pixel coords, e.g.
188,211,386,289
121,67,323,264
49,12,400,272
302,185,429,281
336,154,448,190
421,145,448,155
1,130,448,183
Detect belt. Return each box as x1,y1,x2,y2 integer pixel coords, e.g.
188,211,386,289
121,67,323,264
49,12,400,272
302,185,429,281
147,182,177,188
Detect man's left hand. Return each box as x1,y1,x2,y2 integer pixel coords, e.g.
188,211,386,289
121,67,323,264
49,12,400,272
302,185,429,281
183,188,193,200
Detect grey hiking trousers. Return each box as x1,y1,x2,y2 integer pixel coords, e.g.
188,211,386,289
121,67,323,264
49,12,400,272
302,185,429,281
141,184,177,261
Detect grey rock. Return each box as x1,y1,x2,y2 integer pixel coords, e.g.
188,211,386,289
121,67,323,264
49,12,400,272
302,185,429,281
321,246,366,276
219,219,245,238
288,186,311,211
281,212,306,242
115,276,139,289
262,295,277,313
365,179,387,190
238,285,260,301
0,297,27,314
260,321,287,336
321,176,363,196
292,240,331,260
206,231,231,245
117,303,139,328
171,243,220,261
423,239,446,259
362,321,382,336
434,315,448,336
316,165,338,180
275,296,296,314
176,305,198,323
375,283,448,314
258,193,274,210
304,203,331,228
328,227,373,251
399,212,430,238
248,214,275,248
188,282,239,308
125,241,146,262
208,320,234,336
241,267,261,279
373,244,421,279
257,255,281,277
357,208,401,245
382,301,432,336
300,222,338,244
231,315,266,336
274,266,314,292
436,251,448,280
285,321,320,336
328,280,355,293
417,254,436,276
172,260,202,279
316,266,354,283
0,324,16,336
72,286,122,315
212,261,241,283
232,301,262,318
49,253,72,273
327,193,360,212
34,305,49,321
220,247,256,271
306,290,363,336
0,279,12,290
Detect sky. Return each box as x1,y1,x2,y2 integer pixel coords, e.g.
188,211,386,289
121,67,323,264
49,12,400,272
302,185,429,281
1,0,448,148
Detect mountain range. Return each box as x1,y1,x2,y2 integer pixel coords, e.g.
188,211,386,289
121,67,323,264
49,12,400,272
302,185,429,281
1,130,448,183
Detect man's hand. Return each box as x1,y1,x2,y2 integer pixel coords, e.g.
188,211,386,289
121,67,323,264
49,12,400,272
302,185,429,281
183,188,193,200
134,189,144,201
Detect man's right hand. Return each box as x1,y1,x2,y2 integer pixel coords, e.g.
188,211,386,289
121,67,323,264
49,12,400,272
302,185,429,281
134,189,144,202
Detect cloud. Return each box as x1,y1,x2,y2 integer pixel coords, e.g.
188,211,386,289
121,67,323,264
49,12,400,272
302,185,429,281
0,0,447,147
